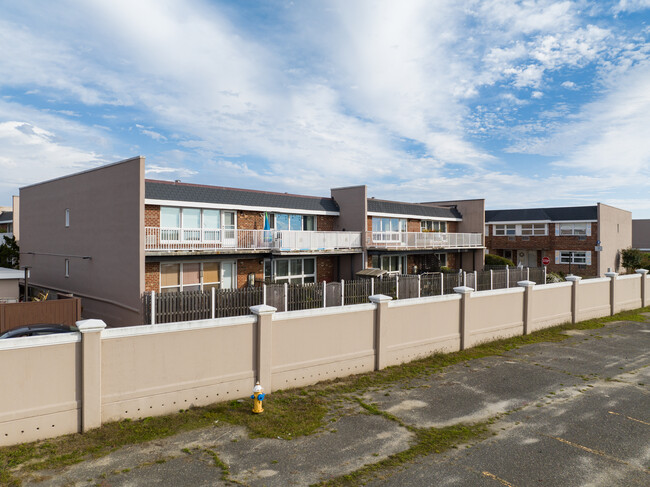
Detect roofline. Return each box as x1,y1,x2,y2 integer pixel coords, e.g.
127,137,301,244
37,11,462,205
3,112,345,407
20,156,142,191
486,219,597,224
145,199,340,216
146,179,333,202
367,211,461,221
485,204,597,213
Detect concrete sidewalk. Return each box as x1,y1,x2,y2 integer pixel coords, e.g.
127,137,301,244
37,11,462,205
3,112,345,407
17,317,650,486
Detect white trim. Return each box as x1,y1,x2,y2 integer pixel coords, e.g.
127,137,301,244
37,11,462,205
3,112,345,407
471,287,525,298
102,315,257,339
487,219,596,224
367,211,461,221
273,303,376,320
531,282,572,291
387,293,461,308
579,277,609,285
146,198,339,216
0,332,80,350
618,274,641,281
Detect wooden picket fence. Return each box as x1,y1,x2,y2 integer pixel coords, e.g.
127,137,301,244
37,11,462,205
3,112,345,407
142,267,546,324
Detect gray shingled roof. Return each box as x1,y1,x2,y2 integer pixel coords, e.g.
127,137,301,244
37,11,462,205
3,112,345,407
486,206,597,222
367,199,462,219
0,211,13,223
145,180,340,213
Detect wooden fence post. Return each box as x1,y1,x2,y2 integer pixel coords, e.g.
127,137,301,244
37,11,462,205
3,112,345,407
151,291,156,325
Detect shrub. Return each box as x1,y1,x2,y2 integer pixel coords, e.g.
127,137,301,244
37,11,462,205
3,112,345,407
621,247,643,273
485,254,515,267
546,272,564,283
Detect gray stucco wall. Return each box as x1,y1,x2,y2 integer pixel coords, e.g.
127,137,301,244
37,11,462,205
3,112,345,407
633,219,650,251
19,157,145,326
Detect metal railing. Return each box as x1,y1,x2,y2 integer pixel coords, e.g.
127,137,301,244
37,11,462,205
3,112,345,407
366,231,483,249
145,227,362,252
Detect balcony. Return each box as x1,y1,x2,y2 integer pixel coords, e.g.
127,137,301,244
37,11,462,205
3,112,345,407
366,231,483,250
145,227,362,253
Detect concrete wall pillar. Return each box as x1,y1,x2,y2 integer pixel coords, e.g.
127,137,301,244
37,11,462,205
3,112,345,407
369,294,392,370
251,304,277,392
518,280,536,335
454,286,473,350
565,275,582,323
605,271,618,316
636,269,648,308
77,319,106,432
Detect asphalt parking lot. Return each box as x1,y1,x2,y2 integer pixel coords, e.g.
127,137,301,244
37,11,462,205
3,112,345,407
15,315,650,486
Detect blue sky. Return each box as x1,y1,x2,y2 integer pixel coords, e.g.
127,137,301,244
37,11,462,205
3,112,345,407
1,0,649,217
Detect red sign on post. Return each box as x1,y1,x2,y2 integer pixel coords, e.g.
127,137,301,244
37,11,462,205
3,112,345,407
542,256,550,265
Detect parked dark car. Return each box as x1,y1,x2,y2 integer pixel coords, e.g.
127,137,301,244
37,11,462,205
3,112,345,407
0,324,78,339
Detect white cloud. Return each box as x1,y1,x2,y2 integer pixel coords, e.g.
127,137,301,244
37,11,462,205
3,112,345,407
613,0,650,14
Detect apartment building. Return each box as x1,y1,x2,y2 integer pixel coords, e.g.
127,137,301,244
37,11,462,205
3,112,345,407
0,196,20,243
20,157,484,326
485,204,631,276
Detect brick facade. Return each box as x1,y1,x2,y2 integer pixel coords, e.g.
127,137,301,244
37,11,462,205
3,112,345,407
145,262,160,292
317,215,336,231
317,255,337,282
237,211,265,230
145,205,160,227
486,223,598,275
236,258,263,288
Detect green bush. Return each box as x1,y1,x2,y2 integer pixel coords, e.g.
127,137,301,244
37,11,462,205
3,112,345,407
485,254,515,267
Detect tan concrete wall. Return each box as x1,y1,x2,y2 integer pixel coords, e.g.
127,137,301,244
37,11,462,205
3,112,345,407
0,336,81,446
598,203,632,275
615,274,642,313
576,278,610,321
271,305,376,389
466,288,524,346
383,295,461,365
19,157,145,326
633,219,650,250
530,282,573,331
100,318,256,422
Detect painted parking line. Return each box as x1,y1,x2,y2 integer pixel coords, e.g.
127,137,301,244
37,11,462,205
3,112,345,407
608,410,650,426
482,470,517,487
547,436,649,474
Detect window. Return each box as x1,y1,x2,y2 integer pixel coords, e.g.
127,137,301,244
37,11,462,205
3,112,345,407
380,255,406,274
65,209,70,227
485,225,489,237
65,259,70,277
494,224,516,236
160,261,226,292
160,207,232,242
272,213,316,231
372,217,407,241
264,257,316,284
435,253,447,267
521,223,547,236
558,251,591,265
421,221,447,232
558,223,589,236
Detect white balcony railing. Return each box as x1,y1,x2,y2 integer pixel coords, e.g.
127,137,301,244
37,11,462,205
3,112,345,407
145,227,362,252
367,231,483,249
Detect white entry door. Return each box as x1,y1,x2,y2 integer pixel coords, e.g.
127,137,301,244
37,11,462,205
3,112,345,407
223,211,236,248
221,261,235,289
517,250,537,267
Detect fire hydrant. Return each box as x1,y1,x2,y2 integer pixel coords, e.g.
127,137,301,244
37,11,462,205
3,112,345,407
251,382,265,414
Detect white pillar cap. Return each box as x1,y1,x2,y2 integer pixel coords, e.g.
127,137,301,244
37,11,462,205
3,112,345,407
453,286,474,294
604,272,618,278
517,280,536,288
565,275,582,282
635,269,649,275
76,319,107,333
369,294,393,303
250,304,277,316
